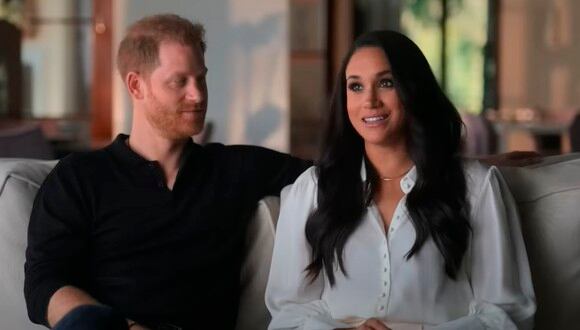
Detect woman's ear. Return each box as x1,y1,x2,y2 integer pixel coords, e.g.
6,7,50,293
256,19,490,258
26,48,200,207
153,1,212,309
126,72,145,99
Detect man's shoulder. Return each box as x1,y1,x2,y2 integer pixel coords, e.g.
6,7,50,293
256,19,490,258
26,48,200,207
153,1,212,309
52,148,112,178
60,147,109,166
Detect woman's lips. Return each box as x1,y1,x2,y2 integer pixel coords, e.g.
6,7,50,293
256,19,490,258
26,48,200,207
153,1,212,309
362,114,389,126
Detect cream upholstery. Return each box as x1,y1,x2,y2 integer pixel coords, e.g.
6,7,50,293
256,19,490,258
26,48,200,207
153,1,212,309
236,196,279,330
0,159,56,330
500,153,580,329
0,156,579,329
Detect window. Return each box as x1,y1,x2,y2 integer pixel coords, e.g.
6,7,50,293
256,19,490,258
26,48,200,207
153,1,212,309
400,0,497,114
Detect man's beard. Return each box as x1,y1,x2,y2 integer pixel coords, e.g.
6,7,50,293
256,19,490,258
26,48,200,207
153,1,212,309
145,93,205,140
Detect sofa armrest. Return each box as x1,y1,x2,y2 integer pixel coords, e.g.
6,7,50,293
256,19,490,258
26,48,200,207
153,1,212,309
0,158,56,329
499,154,580,330
236,196,280,330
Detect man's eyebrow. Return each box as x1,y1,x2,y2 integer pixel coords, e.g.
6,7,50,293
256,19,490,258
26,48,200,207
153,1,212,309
169,67,207,79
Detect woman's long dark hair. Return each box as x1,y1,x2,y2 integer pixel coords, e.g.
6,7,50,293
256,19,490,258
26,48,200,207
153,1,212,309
305,30,470,286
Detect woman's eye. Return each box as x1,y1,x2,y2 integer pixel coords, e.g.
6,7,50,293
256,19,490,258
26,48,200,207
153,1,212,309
379,78,394,88
348,82,363,92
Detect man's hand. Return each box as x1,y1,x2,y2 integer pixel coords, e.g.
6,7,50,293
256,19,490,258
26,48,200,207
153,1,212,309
478,150,542,167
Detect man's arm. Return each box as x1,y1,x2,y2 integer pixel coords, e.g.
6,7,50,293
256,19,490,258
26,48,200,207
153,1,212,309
24,157,94,326
47,286,100,327
26,157,145,329
48,286,148,329
474,150,541,167
232,145,312,197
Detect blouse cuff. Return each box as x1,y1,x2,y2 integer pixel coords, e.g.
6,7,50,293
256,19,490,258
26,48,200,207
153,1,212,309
269,301,351,330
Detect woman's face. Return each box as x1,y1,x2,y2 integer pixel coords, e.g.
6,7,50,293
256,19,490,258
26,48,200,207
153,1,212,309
345,46,405,148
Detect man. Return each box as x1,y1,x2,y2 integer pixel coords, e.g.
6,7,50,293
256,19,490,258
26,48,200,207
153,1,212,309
24,14,309,330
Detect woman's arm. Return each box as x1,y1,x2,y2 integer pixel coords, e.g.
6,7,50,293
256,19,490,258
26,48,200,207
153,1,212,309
427,166,536,330
265,167,352,330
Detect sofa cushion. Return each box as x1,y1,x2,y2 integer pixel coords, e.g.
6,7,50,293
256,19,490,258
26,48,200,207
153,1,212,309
236,196,280,330
0,159,56,330
500,153,580,330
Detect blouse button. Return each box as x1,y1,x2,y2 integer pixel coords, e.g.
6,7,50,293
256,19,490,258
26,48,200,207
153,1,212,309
383,267,387,272
379,305,385,311
383,253,387,258
382,292,386,297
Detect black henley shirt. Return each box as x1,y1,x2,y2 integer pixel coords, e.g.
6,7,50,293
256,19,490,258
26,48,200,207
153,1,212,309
24,134,310,329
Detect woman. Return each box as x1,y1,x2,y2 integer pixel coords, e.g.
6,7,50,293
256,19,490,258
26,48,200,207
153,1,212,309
266,31,535,330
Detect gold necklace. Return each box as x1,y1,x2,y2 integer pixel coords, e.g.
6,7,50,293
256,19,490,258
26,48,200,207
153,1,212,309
379,167,412,181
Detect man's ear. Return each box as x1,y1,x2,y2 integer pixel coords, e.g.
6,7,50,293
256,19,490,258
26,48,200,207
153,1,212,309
126,72,145,99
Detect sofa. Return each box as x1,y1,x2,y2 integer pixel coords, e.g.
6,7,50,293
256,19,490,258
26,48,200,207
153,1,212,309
1,155,579,329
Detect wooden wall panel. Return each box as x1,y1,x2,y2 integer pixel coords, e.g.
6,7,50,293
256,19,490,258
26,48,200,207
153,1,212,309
91,0,113,147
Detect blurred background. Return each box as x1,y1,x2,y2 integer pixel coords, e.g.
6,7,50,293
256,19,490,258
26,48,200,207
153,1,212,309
0,0,579,160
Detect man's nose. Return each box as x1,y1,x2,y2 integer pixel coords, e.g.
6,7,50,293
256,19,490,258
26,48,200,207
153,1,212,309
185,80,206,103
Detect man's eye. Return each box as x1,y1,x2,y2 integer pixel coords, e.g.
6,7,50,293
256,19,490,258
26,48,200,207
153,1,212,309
348,82,363,92
171,78,187,87
379,78,394,88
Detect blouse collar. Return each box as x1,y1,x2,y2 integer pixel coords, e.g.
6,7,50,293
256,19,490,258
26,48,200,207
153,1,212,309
360,157,417,194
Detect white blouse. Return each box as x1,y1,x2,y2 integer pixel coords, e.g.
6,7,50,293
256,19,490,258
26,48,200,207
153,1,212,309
266,160,535,330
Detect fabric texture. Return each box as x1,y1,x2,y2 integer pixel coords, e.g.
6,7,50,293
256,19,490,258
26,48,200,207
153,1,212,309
52,305,128,330
236,196,281,330
500,153,580,330
0,159,56,330
266,160,536,330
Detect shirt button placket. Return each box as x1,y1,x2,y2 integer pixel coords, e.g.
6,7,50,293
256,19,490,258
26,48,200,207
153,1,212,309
147,163,166,190
389,213,400,239
379,240,390,314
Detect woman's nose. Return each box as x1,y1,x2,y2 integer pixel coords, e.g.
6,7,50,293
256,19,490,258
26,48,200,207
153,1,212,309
363,88,381,109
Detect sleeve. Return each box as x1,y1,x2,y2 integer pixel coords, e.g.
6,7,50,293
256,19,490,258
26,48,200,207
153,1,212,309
235,145,312,197
427,166,536,330
24,158,92,326
265,167,352,330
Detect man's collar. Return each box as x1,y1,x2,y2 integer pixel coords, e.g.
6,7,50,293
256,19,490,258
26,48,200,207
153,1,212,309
109,134,198,168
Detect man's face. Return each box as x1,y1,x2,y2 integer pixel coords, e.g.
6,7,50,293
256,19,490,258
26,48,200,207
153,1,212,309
142,40,208,140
